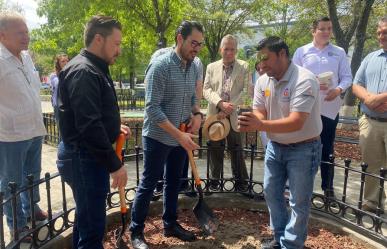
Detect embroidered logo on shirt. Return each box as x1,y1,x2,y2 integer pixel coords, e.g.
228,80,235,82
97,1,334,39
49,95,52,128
283,88,289,97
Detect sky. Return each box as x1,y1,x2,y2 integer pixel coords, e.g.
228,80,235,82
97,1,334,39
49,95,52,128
6,0,47,30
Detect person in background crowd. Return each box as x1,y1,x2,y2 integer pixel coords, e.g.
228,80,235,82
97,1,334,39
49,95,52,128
239,36,322,249
0,11,47,241
56,15,130,249
293,16,352,198
352,16,387,214
203,34,250,191
49,53,69,122
129,20,204,249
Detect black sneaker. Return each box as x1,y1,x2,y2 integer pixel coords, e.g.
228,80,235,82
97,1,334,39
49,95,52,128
130,232,149,249
261,239,281,249
164,223,196,241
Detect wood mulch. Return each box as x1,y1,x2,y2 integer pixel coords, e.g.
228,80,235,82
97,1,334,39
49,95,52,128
104,208,371,249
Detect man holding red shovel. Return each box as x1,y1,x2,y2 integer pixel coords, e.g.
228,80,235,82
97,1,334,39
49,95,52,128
129,20,205,249
56,15,130,249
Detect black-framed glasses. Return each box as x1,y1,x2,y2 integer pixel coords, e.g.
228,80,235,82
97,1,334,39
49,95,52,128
191,40,205,48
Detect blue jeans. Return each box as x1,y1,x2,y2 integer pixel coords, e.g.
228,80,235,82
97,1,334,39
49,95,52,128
130,137,187,234
57,142,109,249
264,139,322,249
320,115,339,191
0,136,43,230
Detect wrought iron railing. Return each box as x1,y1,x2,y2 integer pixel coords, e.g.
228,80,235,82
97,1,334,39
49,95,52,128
3,116,385,248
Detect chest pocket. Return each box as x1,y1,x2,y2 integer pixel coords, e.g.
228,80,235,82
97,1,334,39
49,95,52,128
279,89,291,116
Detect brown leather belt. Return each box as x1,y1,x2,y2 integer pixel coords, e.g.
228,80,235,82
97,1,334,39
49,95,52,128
273,136,320,147
365,114,387,122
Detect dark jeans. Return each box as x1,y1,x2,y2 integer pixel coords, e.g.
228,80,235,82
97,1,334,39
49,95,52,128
130,137,187,234
57,142,109,249
155,156,189,192
320,115,339,191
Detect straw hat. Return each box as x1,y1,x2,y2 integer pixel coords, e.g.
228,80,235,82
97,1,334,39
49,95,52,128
203,115,231,141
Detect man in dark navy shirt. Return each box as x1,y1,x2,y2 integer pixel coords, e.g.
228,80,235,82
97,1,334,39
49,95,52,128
56,15,130,249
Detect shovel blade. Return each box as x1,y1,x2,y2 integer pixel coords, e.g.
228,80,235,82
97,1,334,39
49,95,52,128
114,227,129,249
193,187,218,235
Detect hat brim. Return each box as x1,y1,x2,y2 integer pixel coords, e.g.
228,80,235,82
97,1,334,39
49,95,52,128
203,115,231,141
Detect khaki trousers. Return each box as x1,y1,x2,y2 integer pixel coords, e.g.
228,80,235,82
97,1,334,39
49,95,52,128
359,115,387,208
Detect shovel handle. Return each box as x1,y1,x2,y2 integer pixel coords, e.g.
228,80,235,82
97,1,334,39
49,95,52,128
115,133,127,214
179,124,202,187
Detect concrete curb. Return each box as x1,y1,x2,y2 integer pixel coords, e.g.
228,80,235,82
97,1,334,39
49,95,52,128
40,194,383,249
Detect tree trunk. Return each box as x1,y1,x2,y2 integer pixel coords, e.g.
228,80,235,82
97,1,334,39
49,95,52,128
344,0,375,106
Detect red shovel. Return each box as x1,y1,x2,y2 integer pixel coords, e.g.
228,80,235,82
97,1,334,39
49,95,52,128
114,133,128,249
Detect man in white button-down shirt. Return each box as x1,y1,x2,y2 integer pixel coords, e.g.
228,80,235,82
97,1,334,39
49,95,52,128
0,11,47,239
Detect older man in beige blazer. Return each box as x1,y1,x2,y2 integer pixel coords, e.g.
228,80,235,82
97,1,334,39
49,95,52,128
203,34,250,191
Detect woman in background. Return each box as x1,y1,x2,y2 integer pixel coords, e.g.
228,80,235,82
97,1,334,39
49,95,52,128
49,54,69,122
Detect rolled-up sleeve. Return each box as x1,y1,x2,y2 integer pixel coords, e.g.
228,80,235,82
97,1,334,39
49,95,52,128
337,51,353,91
353,54,371,87
145,62,168,124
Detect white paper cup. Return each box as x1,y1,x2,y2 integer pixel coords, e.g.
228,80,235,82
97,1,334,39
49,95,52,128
317,71,333,87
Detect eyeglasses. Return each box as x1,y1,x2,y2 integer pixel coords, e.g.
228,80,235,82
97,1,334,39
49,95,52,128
191,40,205,48
18,66,31,85
256,53,269,64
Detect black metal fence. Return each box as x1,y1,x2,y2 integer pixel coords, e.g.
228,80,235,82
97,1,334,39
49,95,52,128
2,116,386,248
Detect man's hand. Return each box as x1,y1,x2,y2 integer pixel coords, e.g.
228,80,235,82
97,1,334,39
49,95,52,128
177,132,200,152
120,124,131,139
110,166,128,189
324,87,341,101
186,115,202,133
374,102,387,113
238,112,263,132
365,94,384,110
219,101,235,115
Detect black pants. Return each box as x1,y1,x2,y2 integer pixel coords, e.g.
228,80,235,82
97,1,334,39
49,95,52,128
320,114,339,191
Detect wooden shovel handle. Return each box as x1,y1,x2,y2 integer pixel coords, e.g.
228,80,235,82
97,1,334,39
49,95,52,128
179,124,202,187
115,133,127,213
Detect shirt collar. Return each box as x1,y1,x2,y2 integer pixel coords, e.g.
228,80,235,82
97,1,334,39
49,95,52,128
81,49,110,74
171,50,191,69
377,49,387,56
223,61,235,70
0,42,18,59
270,62,296,85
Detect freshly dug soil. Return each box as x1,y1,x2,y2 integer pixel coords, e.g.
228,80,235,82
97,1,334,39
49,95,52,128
104,208,371,249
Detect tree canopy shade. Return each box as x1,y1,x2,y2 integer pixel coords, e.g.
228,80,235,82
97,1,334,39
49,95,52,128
187,0,263,62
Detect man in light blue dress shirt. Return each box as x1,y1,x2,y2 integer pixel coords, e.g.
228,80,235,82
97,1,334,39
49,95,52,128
353,17,387,213
293,17,352,198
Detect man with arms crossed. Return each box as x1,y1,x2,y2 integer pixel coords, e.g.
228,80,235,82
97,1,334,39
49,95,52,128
352,16,387,214
57,15,130,249
239,36,322,249
129,20,204,249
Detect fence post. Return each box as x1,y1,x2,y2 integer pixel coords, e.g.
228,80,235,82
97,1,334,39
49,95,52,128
45,173,54,239
357,162,368,225
8,182,18,242
341,158,351,204
0,191,5,249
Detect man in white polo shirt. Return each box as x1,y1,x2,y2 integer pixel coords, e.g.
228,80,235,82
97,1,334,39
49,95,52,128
0,12,47,239
239,36,322,249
